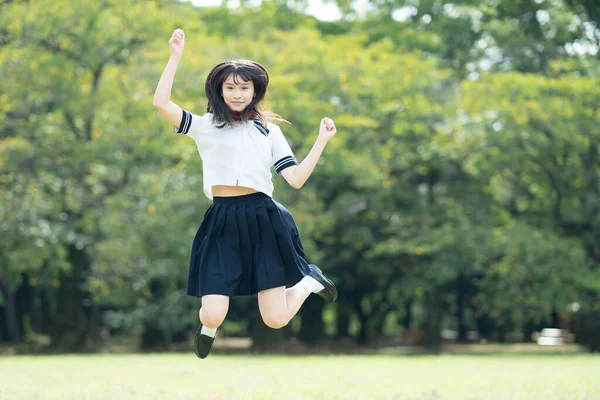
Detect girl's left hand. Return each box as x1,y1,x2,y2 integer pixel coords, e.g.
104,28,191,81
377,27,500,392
318,117,337,141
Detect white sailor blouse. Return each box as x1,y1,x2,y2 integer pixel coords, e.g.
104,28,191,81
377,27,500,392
175,110,298,199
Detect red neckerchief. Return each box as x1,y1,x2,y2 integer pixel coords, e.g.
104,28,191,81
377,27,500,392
232,111,256,121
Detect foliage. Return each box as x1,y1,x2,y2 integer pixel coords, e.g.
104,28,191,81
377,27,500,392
0,0,598,350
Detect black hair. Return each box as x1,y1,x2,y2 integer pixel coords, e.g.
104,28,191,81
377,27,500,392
204,60,287,126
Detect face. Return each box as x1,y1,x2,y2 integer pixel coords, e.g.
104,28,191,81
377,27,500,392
222,73,255,112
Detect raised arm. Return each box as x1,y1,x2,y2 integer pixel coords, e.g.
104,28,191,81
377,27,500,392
280,117,337,189
153,29,185,128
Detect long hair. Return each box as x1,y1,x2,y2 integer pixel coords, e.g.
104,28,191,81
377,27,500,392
204,60,288,127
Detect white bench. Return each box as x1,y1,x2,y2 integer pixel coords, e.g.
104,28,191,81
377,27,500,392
536,328,574,345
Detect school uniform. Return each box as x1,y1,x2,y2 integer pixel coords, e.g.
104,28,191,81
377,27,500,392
175,110,312,297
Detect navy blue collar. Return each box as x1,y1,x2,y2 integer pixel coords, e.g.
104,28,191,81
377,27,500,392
252,119,269,137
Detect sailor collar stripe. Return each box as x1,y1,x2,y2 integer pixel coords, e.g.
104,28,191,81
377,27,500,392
176,110,270,138
252,119,269,137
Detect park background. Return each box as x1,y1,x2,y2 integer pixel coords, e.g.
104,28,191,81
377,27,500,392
1,0,600,398
1,0,600,353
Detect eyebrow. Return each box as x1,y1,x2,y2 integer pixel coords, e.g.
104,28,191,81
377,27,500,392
224,82,251,86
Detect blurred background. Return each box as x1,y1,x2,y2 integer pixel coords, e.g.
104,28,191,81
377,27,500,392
1,0,599,355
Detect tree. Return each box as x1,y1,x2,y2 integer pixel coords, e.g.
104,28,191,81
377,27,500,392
0,0,164,349
457,72,600,341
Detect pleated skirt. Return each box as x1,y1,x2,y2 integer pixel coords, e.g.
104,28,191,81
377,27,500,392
187,192,312,297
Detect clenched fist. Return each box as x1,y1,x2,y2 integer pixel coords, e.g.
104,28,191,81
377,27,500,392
318,117,337,142
169,29,185,59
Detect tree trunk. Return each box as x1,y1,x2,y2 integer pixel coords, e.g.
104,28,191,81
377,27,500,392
456,273,467,341
474,308,494,340
422,291,442,351
498,313,513,343
550,309,561,328
0,284,21,342
497,323,507,343
50,246,90,351
88,304,101,343
38,291,52,335
141,322,168,350
0,303,5,341
336,302,351,338
355,302,370,345
401,297,413,329
586,311,600,353
372,301,395,339
298,295,324,344
358,314,369,344
373,311,387,339
16,274,33,338
522,319,537,342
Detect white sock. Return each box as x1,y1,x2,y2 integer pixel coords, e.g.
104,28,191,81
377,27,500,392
201,325,217,338
299,275,325,294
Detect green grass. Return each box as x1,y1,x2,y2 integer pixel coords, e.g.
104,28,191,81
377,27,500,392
1,353,599,399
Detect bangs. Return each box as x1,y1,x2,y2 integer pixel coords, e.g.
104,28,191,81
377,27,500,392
222,65,260,86
210,60,268,89
230,70,253,84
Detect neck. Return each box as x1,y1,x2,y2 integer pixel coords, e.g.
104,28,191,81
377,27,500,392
232,111,256,121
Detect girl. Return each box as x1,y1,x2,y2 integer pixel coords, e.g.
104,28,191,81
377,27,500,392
153,28,337,359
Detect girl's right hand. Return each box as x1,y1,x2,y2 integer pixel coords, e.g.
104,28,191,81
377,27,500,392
169,29,185,58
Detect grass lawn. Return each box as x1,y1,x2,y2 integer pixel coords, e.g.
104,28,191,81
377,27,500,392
1,353,599,399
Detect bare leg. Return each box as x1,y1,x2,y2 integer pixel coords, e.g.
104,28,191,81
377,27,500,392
200,294,230,329
194,295,228,359
258,284,310,329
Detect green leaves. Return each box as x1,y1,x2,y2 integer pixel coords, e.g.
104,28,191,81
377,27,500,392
1,0,598,348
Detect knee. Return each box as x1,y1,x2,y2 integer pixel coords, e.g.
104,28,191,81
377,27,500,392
262,315,289,330
200,309,227,329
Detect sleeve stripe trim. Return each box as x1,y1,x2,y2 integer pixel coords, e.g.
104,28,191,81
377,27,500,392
274,155,295,168
175,110,192,134
275,156,298,173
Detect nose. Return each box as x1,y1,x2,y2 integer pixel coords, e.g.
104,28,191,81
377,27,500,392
232,89,243,99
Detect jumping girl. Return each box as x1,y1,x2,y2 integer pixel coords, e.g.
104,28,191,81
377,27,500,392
153,29,338,359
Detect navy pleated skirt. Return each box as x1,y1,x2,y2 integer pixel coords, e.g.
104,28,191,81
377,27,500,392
187,192,312,297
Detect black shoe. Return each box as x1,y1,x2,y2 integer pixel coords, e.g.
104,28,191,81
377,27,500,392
194,325,216,359
308,264,338,302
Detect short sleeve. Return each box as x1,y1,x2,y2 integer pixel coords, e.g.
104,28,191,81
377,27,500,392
173,110,211,141
270,124,298,174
